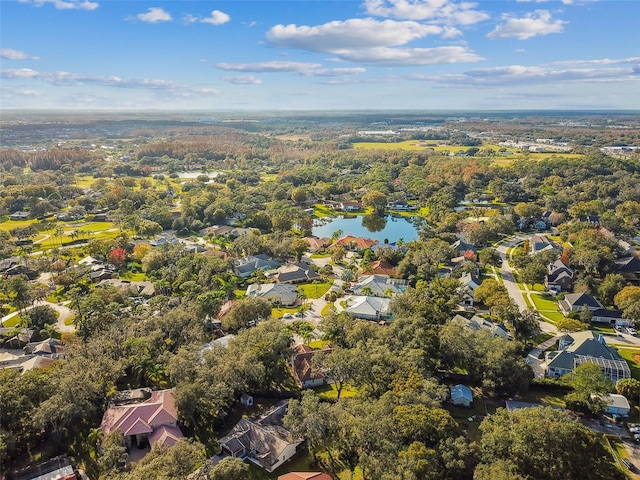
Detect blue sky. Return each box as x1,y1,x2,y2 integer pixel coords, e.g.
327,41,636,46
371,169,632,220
1,0,639,110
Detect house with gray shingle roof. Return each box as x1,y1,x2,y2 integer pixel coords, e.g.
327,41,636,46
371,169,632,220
219,401,302,473
234,254,281,278
558,292,603,315
545,331,630,382
246,283,298,306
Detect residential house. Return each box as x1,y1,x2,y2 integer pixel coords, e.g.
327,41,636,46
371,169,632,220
234,254,281,278
458,273,482,308
100,389,183,451
361,260,398,277
452,314,510,340
291,344,332,389
246,284,298,306
451,239,478,259
272,262,321,284
89,268,118,283
558,292,604,315
278,473,333,480
350,275,405,297
219,401,303,473
303,237,330,253
98,279,156,296
545,331,630,382
450,384,473,407
529,234,559,255
593,393,631,417
20,355,59,374
614,256,640,273
591,308,632,327
9,211,29,220
24,338,64,356
201,225,253,238
330,235,377,251
149,232,179,247
344,295,391,321
545,259,574,292
0,257,20,272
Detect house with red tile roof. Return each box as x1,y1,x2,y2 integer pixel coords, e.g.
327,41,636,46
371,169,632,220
330,235,377,251
291,344,332,388
361,260,397,277
100,389,183,452
278,473,333,480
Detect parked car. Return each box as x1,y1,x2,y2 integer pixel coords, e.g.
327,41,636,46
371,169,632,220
627,327,638,336
615,325,625,332
633,434,640,443
282,313,293,319
628,426,640,434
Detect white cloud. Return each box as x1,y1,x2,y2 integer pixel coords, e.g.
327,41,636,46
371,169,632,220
553,57,640,67
184,10,230,26
19,0,99,10
330,46,482,66
409,63,639,86
516,0,595,5
363,0,489,25
487,10,566,40
222,75,262,85
0,48,40,60
1,86,44,96
0,68,218,96
216,61,368,77
265,17,482,66
303,67,367,77
132,7,172,23
216,61,323,73
267,18,446,51
202,10,230,25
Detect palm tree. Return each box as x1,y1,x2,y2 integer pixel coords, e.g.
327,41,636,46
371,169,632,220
87,427,103,459
361,286,374,297
40,323,61,340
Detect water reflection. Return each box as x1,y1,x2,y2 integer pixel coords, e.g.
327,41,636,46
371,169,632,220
361,214,387,232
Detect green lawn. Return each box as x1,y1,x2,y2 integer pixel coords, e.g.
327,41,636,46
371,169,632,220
530,294,560,312
321,304,333,316
618,349,640,380
316,383,361,400
517,388,567,409
298,281,333,299
313,204,335,218
1,314,21,328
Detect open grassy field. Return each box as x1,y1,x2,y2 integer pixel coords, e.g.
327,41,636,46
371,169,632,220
353,140,430,151
316,383,361,400
618,348,640,380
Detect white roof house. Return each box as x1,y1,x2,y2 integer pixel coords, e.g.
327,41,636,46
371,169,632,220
246,284,298,306
344,295,391,321
451,384,473,407
350,275,405,297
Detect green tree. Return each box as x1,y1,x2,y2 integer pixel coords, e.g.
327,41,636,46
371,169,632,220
479,407,621,480
616,378,640,405
98,431,128,475
615,285,640,322
564,362,614,415
291,238,310,262
208,457,250,480
362,190,388,215
222,297,272,331
598,273,626,306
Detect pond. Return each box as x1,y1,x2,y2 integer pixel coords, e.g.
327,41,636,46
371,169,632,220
312,215,423,243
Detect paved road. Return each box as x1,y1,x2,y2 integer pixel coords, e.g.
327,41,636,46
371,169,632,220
495,235,557,334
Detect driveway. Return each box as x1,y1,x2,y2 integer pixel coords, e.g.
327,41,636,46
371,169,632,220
1,299,75,333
